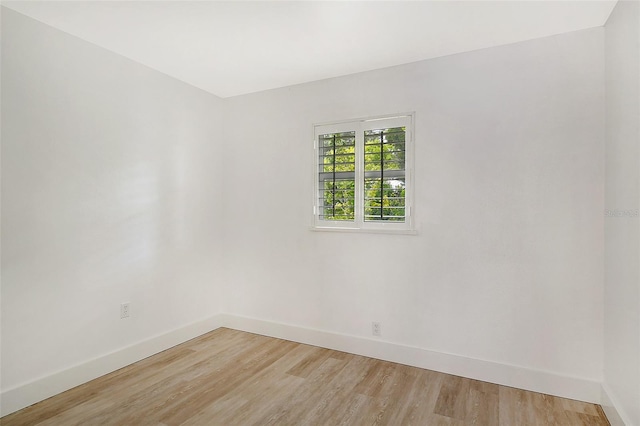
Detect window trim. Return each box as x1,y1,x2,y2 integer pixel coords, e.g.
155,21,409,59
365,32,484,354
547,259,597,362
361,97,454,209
312,113,415,234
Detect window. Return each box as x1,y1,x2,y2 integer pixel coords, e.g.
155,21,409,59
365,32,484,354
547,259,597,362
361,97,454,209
313,114,414,232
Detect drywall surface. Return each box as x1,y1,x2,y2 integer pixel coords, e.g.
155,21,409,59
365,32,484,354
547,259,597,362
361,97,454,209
604,1,640,425
222,28,605,385
1,4,611,414
1,8,225,394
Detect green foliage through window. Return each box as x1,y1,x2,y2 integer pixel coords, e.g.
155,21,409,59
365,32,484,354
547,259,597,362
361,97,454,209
363,127,405,221
318,132,356,221
318,127,406,223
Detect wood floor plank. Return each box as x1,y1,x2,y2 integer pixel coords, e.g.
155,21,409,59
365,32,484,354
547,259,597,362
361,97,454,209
561,396,601,416
498,385,529,425
251,356,350,425
335,393,372,426
367,365,416,425
2,345,197,426
285,346,334,378
434,375,472,420
293,354,369,424
158,338,299,426
125,335,276,422
387,369,445,425
1,328,611,426
351,358,394,397
465,387,498,425
180,345,315,425
46,331,279,426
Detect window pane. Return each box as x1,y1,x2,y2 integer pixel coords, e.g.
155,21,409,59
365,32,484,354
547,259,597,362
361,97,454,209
364,178,405,221
363,127,406,222
319,132,355,221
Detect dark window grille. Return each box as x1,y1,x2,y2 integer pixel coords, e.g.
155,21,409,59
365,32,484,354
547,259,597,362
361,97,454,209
316,124,407,224
318,131,355,221
364,127,406,222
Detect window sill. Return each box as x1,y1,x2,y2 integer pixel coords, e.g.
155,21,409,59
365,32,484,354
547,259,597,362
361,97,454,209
309,226,418,236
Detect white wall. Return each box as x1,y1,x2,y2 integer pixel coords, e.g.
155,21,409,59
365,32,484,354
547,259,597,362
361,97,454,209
1,6,224,396
0,5,616,417
222,28,605,386
603,1,640,425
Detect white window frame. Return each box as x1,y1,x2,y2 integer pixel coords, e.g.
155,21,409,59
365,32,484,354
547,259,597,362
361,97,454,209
312,113,415,234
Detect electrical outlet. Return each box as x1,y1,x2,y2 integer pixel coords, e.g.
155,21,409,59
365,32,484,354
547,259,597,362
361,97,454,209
372,321,381,337
121,303,130,319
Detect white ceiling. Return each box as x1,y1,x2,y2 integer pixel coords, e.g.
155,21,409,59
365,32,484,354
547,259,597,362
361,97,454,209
2,1,617,98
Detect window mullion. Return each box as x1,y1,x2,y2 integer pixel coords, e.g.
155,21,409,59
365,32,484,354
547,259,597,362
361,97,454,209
355,125,365,227
314,113,414,232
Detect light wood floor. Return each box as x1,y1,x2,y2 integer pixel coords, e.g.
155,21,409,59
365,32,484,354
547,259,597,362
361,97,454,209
2,328,610,426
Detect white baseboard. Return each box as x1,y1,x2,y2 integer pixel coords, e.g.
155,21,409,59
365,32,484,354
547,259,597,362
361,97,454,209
1,313,605,419
601,383,633,426
0,315,224,417
218,313,603,405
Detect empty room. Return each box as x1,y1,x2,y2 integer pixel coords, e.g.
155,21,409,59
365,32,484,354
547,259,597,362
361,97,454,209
1,1,638,425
